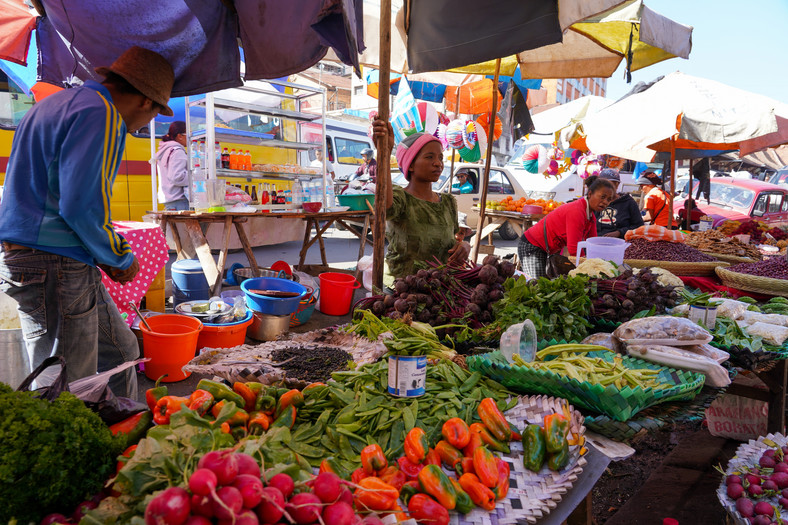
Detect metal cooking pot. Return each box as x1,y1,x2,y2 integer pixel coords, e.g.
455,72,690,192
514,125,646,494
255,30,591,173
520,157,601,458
234,267,299,285
247,311,291,341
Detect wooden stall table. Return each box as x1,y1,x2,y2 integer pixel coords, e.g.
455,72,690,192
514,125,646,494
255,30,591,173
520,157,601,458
293,209,373,278
470,207,544,255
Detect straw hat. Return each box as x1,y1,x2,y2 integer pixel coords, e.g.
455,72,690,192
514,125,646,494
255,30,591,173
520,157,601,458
95,46,175,116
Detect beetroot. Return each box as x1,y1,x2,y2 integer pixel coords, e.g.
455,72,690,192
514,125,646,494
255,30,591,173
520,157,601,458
145,487,191,525
286,492,322,524
235,453,262,478
267,474,295,499
764,449,777,458
198,450,240,486
256,487,285,524
728,483,745,500
312,472,342,503
212,486,244,521
771,472,788,489
752,516,772,525
754,501,775,517
746,474,763,486
749,484,765,497
322,501,356,525
189,468,219,497
780,497,788,508
736,498,755,517
762,480,778,492
233,474,265,509
776,463,788,473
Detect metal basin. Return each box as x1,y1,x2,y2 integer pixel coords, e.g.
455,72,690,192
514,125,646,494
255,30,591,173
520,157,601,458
234,267,300,285
247,311,290,341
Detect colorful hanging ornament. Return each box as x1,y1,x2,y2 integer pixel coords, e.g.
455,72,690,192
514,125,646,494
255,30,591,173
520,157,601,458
577,152,602,179
463,120,478,150
435,123,449,150
416,102,439,135
522,144,548,174
445,119,466,149
475,113,502,141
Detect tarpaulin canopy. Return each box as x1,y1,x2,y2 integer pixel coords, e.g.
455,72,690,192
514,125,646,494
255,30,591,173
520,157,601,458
12,0,364,98
0,0,35,65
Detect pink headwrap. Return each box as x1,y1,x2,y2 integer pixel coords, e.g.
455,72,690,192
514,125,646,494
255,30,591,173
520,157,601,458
395,133,441,180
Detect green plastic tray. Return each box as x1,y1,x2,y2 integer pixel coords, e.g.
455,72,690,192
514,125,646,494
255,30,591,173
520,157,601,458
466,350,705,422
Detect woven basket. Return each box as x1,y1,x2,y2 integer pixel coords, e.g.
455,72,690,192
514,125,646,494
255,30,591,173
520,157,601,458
715,266,788,297
701,251,759,264
623,258,728,276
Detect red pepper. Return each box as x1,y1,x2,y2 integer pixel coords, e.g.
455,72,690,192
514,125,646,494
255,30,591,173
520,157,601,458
319,457,349,480
408,494,449,525
232,382,258,412
275,389,305,419
210,400,249,427
354,477,399,511
271,404,296,429
472,446,499,488
351,467,369,484
458,473,496,511
460,457,475,476
247,411,272,435
417,464,457,510
424,447,441,467
116,444,138,474
441,417,471,449
469,422,510,454
145,375,168,412
478,398,511,442
493,457,510,500
187,389,214,416
153,395,189,425
397,455,424,481
404,427,429,464
434,440,464,472
378,466,407,491
543,413,569,454
463,430,485,458
361,443,388,475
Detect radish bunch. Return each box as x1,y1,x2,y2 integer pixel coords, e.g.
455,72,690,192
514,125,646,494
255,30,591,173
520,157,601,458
723,446,788,524
143,451,385,525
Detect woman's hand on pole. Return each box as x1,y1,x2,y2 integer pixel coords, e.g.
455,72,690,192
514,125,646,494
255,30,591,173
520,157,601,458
372,118,395,210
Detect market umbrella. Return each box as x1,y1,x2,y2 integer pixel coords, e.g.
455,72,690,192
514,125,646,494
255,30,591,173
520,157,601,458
0,0,35,65
529,95,613,148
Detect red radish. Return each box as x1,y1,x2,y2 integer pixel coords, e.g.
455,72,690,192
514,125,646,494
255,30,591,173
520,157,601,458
191,494,214,518
233,474,265,509
189,468,219,497
72,500,98,522
746,474,762,485
312,472,342,503
185,517,212,525
764,449,777,458
337,487,354,507
783,488,788,499
322,501,355,525
235,453,262,478
754,501,775,517
212,486,244,521
728,483,745,499
762,479,778,492
776,463,788,473
256,487,285,524
753,517,772,525
145,487,191,525
749,484,765,497
198,450,240,486
360,517,385,525
40,514,70,525
219,509,259,525
268,473,295,499
286,492,322,524
760,456,777,469
771,472,788,489
727,475,743,485
780,497,788,508
736,498,755,517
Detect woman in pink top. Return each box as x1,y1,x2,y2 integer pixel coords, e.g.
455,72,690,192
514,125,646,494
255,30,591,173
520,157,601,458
518,175,616,279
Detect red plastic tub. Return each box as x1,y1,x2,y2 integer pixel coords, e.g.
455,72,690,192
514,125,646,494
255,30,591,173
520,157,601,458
318,272,360,316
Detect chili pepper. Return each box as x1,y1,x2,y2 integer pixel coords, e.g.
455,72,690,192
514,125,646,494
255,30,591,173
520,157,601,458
354,477,399,511
435,440,464,472
547,440,570,471
319,457,350,480
441,417,471,449
449,478,475,514
460,457,475,476
248,411,272,435
493,457,510,500
196,379,246,409
522,424,546,472
424,447,441,467
109,411,153,449
472,446,499,488
232,382,258,412
404,427,429,464
417,464,457,510
255,395,276,414
378,466,407,491
408,494,449,525
478,398,511,442
115,444,138,474
351,467,369,484
397,455,424,481
303,382,326,393
153,395,189,425
145,375,168,412
458,473,496,512
231,425,247,441
543,413,569,454
187,389,214,416
275,388,305,419
272,404,296,429
463,430,485,458
210,400,249,427
469,422,510,454
361,443,388,475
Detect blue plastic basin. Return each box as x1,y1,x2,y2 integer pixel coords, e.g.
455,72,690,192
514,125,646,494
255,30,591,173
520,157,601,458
241,277,308,316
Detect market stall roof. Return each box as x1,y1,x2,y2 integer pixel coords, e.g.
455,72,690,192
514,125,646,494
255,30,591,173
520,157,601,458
16,0,364,97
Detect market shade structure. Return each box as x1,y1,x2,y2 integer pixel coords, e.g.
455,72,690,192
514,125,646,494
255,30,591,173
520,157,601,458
0,0,35,65
12,0,364,97
529,95,613,147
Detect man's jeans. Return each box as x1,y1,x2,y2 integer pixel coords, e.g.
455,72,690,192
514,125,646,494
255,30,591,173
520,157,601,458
0,248,139,399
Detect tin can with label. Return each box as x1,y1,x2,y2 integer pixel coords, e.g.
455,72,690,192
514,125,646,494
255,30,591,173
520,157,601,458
387,355,427,397
689,304,718,330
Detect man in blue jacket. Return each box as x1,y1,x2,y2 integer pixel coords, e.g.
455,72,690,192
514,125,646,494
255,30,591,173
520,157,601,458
0,46,175,398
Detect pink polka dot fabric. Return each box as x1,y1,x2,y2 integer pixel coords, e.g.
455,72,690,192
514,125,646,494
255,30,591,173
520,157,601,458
100,221,169,327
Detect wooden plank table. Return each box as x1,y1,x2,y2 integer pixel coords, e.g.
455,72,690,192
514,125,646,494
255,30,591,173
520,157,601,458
150,209,373,295
470,208,544,254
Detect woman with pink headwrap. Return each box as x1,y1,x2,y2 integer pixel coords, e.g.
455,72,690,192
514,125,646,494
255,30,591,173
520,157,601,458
372,119,470,283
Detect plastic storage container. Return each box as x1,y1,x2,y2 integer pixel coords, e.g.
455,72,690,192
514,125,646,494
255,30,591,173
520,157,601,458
140,314,203,382
171,259,210,307
575,236,630,265
499,319,537,363
337,193,374,211
318,272,360,316
241,277,308,315
197,310,254,351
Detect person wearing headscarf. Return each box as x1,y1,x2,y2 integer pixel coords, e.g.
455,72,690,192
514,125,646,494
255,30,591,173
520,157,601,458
596,168,644,237
371,119,469,283
638,171,676,228
156,120,190,211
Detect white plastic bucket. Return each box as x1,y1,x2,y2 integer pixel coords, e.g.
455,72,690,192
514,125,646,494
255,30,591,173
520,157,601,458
387,356,426,397
575,236,630,266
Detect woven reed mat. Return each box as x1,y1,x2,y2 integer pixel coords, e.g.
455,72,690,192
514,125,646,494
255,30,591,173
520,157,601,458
455,395,587,524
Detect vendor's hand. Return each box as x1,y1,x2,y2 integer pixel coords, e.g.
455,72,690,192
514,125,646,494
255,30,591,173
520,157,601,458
447,241,471,265
455,227,472,242
100,256,140,285
371,118,395,153
603,231,621,238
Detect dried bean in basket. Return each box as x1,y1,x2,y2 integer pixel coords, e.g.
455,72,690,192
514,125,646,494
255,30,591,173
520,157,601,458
624,239,716,262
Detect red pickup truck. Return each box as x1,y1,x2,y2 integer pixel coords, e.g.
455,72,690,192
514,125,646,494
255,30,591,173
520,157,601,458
674,178,788,228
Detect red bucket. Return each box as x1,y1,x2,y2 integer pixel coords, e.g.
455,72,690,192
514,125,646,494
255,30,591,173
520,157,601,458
318,272,360,316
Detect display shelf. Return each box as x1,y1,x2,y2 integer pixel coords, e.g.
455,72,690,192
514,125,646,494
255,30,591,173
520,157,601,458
190,128,316,150
200,97,321,123
217,170,320,181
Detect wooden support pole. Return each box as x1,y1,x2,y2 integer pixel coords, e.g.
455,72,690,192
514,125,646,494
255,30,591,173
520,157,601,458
668,139,676,229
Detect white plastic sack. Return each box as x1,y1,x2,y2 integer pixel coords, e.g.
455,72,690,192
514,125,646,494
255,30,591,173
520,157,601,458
357,255,374,292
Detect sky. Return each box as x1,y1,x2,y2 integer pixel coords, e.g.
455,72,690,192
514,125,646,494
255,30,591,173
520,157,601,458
604,0,788,104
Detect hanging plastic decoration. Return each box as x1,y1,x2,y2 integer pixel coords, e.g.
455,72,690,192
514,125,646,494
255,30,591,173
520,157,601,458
463,120,478,150
416,102,439,135
445,119,467,149
544,143,566,178
577,152,602,179
458,124,486,163
437,112,450,126
521,144,549,174
434,123,449,150
571,149,584,165
475,113,502,141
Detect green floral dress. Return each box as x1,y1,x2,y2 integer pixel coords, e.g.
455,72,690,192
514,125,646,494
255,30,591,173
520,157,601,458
385,186,459,284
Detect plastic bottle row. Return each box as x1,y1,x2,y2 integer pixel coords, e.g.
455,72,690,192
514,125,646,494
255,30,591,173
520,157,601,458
190,141,253,171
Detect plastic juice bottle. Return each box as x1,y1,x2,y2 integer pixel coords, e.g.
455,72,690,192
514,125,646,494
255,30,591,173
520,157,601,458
215,142,222,169
229,149,238,170
260,183,269,204
221,148,230,169
244,150,252,170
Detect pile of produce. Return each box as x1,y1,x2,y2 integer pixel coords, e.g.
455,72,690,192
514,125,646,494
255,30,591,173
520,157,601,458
761,297,788,315
683,229,763,259
731,219,788,243
727,257,788,279
485,196,562,214
347,309,457,360
590,266,679,322
720,443,788,523
270,346,353,383
355,255,515,328
624,238,717,262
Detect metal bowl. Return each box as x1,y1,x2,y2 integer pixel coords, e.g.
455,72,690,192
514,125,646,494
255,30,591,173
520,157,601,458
233,267,300,285
247,311,291,341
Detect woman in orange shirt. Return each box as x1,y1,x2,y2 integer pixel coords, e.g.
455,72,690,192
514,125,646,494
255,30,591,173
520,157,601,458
638,172,676,228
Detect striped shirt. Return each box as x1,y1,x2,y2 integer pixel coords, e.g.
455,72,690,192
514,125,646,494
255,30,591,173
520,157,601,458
0,81,133,268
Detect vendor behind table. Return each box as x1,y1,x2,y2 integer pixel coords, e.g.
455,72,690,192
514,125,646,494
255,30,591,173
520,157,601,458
371,119,470,286
638,171,677,228
596,168,644,238
156,120,190,211
518,176,615,279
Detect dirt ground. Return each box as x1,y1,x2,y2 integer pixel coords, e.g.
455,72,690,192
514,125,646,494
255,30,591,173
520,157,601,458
591,419,706,524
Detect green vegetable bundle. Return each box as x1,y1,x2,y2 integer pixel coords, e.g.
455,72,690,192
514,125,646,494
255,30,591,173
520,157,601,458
0,383,122,524
347,309,457,359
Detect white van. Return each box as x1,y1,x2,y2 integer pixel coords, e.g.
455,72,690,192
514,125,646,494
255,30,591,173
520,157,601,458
300,118,374,179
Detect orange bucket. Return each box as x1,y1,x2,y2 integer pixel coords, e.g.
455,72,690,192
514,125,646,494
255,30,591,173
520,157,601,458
318,272,360,316
197,310,254,351
140,314,203,382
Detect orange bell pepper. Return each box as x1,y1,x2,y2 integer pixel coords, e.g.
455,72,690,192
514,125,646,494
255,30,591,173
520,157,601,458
463,430,485,458
232,382,258,412
458,473,496,511
543,413,569,454
404,427,429,464
397,455,424,481
153,395,189,425
441,417,471,449
187,389,214,416
275,389,305,419
319,457,349,480
434,440,464,472
424,447,441,467
351,467,369,484
361,443,388,475
248,411,272,435
472,446,499,488
378,466,407,491
478,398,511,442
460,457,475,476
493,457,510,500
417,464,457,510
354,476,399,511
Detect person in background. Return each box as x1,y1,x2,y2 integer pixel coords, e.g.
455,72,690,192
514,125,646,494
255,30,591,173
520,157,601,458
0,46,175,399
596,168,644,237
311,148,336,181
639,172,676,228
156,121,190,211
371,119,469,284
452,169,474,194
518,175,616,278
354,147,377,183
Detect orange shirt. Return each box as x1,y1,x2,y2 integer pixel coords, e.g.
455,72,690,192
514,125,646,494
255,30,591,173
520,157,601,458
644,187,676,228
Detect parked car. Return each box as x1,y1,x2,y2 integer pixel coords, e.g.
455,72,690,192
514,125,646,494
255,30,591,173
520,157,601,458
768,165,788,188
674,178,788,227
